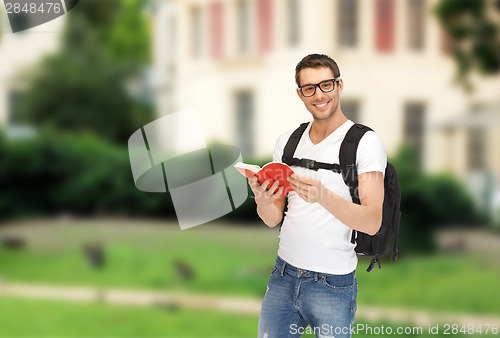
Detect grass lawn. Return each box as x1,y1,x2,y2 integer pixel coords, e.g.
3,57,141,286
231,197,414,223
1,295,494,338
1,219,500,316
0,219,279,297
0,295,258,337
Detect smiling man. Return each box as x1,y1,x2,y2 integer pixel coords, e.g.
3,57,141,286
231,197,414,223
248,54,387,338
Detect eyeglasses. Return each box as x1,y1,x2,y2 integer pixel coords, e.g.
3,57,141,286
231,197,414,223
298,77,340,97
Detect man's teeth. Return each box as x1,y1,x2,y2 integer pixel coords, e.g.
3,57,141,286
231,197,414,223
315,102,327,108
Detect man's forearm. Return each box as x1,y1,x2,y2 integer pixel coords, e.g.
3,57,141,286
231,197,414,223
288,172,384,236
257,201,284,228
319,187,382,235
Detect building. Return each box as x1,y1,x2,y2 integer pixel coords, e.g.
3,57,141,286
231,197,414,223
146,0,500,221
0,9,65,135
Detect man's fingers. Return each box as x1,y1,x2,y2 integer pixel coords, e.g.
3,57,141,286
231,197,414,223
275,185,285,197
248,176,257,187
288,175,312,189
289,177,308,191
290,173,310,182
260,179,271,191
290,182,307,196
268,179,280,192
249,176,287,199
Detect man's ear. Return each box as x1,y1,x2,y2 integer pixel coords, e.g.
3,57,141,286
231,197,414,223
337,78,344,95
296,88,304,101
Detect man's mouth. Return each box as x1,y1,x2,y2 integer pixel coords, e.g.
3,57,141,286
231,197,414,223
313,101,329,109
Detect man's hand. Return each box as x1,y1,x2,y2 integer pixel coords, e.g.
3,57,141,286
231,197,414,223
248,176,285,206
287,174,325,203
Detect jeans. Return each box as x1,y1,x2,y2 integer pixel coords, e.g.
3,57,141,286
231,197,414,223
258,255,357,338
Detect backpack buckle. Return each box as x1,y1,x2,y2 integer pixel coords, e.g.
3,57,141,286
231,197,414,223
346,164,356,170
302,159,317,170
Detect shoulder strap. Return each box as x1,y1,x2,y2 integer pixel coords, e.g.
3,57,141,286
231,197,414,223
279,123,309,232
282,122,342,172
340,123,372,245
339,123,372,204
282,122,309,164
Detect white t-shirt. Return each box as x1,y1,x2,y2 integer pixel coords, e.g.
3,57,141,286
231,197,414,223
273,120,387,275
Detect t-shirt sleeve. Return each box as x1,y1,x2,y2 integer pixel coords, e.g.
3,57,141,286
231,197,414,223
356,131,387,176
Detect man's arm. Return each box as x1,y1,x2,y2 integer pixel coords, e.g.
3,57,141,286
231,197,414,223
248,176,287,228
288,171,384,235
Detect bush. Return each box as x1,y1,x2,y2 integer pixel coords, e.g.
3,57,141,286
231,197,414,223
391,144,482,253
0,128,174,220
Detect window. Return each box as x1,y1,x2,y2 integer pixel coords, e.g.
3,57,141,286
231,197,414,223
467,127,486,170
342,100,360,122
467,110,486,170
338,0,358,47
287,0,299,46
407,0,425,50
404,102,426,166
210,2,224,58
190,6,202,58
257,0,273,53
237,0,250,54
235,91,254,157
165,10,176,66
375,0,395,52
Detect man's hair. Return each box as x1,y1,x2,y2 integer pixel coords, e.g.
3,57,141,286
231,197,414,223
295,54,341,87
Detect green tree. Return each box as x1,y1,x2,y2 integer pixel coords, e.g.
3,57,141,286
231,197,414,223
105,0,151,69
16,0,153,144
62,0,151,70
434,0,500,88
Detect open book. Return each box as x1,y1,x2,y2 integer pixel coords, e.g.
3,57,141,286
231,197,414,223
234,162,294,197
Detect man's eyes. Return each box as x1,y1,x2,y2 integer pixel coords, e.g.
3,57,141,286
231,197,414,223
320,81,333,89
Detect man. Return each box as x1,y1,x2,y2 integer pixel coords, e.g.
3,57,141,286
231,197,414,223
249,54,387,338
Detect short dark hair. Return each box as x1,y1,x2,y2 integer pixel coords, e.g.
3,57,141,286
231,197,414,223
295,54,341,87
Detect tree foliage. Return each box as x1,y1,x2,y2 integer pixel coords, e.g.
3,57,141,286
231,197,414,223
0,128,174,220
434,0,500,88
16,0,153,144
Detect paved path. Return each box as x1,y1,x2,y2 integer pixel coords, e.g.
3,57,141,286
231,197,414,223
1,281,499,327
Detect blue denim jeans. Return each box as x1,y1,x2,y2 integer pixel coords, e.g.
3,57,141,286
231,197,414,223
258,255,357,338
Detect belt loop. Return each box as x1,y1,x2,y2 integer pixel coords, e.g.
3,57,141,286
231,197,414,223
314,272,318,282
280,261,286,276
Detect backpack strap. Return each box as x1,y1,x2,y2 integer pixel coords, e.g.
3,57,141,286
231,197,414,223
392,210,401,262
339,123,373,202
282,122,309,163
339,123,372,244
282,122,342,172
278,123,309,230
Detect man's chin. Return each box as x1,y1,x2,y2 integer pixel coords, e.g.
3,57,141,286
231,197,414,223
311,110,335,121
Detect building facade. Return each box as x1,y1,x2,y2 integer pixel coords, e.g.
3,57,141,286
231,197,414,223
153,0,500,219
0,10,65,134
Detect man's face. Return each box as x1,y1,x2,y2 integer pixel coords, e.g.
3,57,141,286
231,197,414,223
296,67,343,122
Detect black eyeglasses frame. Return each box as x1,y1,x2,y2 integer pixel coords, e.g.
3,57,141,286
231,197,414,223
298,77,341,97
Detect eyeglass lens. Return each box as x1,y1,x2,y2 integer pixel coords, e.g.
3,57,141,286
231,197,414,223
301,79,335,97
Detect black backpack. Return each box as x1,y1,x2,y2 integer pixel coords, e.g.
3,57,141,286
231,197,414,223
282,122,401,272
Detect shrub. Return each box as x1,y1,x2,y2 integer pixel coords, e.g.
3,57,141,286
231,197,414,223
391,144,481,253
0,127,174,220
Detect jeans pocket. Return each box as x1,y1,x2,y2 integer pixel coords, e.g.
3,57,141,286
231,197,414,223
320,274,355,292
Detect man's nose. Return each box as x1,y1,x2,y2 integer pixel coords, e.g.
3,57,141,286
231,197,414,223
313,86,326,98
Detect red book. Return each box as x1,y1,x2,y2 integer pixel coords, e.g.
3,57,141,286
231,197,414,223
234,162,294,197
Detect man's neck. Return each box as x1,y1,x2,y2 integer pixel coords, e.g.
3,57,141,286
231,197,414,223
309,111,348,144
